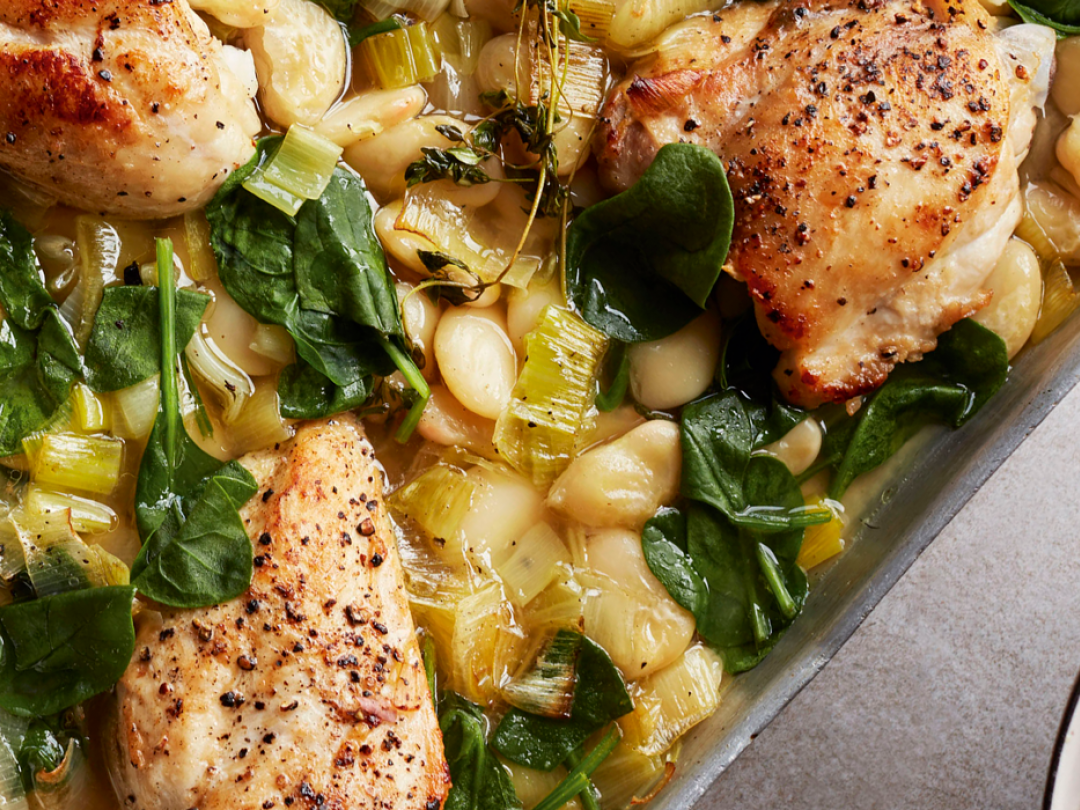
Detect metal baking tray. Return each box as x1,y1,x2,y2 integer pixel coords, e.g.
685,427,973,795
653,308,1080,809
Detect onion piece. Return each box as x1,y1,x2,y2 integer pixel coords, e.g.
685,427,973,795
59,216,119,349
227,380,293,454
184,329,254,425
110,375,160,441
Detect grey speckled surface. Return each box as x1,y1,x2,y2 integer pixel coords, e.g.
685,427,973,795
699,383,1080,810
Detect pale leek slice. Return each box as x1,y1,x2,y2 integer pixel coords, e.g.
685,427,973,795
389,464,475,546
493,307,607,486
494,521,571,607
0,708,29,810
242,126,344,215
261,125,344,201
620,646,724,756
183,211,217,282
29,433,123,497
71,383,109,434
359,23,440,90
1032,260,1080,344
24,485,117,535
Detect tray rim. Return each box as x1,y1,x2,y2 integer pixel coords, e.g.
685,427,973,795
652,310,1080,810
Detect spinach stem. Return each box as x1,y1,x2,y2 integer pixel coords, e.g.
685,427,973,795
756,542,797,620
533,726,619,810
156,238,178,473
378,335,432,444
563,748,602,810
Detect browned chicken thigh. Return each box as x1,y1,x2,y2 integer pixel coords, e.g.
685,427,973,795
596,0,1050,407
109,417,450,810
0,0,258,219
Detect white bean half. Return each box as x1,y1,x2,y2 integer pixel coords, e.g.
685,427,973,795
417,385,497,455
1053,38,1080,117
582,529,695,678
759,418,823,477
245,0,346,128
973,238,1042,358
628,309,722,410
345,115,504,205
434,306,517,420
315,87,428,148
189,0,280,28
506,278,562,354
374,200,435,274
396,282,441,381
476,34,520,98
458,467,545,562
547,420,681,530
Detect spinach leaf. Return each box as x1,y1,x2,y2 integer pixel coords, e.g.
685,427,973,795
643,499,808,674
131,461,258,608
680,392,830,532
84,287,209,392
640,507,705,615
0,211,82,455
492,632,633,771
206,138,417,425
595,342,630,413
719,315,806,439
828,319,1008,498
303,0,360,22
277,359,375,419
1007,0,1080,33
0,585,136,716
566,143,734,342
439,692,522,810
19,716,72,781
132,240,257,608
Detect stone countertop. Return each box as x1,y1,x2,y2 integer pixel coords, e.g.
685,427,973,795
701,381,1080,809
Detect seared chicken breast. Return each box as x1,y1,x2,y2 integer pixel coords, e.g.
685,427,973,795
596,0,1052,407
0,0,258,219
109,417,450,810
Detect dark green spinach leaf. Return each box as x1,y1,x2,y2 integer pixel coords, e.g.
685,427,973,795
132,461,258,608
277,359,375,419
0,211,82,455
828,319,1008,498
84,287,209,392
643,498,808,674
306,0,360,22
206,138,423,426
566,143,734,342
1007,0,1080,34
492,632,633,771
132,240,257,608
440,692,522,810
680,391,830,532
595,342,630,413
0,585,136,716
